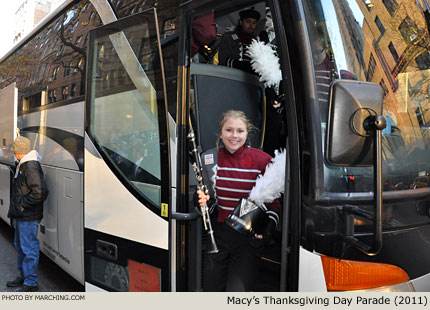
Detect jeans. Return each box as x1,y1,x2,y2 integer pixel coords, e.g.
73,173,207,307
14,220,41,286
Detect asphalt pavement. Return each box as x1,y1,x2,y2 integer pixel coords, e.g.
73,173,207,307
0,219,84,292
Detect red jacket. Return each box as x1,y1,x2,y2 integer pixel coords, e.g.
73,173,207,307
211,145,280,224
191,11,216,56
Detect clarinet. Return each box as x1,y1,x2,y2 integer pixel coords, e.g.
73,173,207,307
187,127,219,254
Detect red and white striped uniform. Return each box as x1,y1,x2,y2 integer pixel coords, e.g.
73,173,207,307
214,145,280,224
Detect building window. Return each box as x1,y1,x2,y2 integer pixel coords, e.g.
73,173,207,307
375,16,385,35
415,107,425,127
98,44,105,59
78,58,84,69
398,16,419,43
415,0,424,11
416,51,430,70
62,86,69,100
380,79,389,98
64,62,72,77
408,79,416,98
129,4,138,15
80,3,88,13
57,44,65,57
48,89,57,103
112,0,122,9
74,35,82,45
382,0,399,16
71,21,79,33
23,92,42,111
70,83,76,97
362,0,373,11
63,9,76,25
388,42,399,63
39,64,48,81
367,53,377,81
83,33,89,47
51,66,60,81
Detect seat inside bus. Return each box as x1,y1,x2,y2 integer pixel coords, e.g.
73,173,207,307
190,63,266,152
188,62,267,203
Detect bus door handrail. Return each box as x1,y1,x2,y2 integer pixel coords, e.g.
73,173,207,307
171,211,199,221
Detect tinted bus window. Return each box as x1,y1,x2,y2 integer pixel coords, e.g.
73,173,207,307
0,0,102,112
303,0,430,193
109,0,180,117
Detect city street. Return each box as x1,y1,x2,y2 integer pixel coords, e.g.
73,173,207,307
0,219,83,292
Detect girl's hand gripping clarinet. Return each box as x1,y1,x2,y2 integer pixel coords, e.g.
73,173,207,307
188,129,219,254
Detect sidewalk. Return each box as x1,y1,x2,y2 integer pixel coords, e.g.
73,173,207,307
0,220,83,292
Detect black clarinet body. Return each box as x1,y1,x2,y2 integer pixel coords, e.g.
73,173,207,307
188,128,219,254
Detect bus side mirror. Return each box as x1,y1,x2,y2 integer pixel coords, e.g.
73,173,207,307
325,80,385,256
326,80,383,167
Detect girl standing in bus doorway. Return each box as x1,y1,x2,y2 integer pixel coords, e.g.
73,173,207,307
197,110,280,292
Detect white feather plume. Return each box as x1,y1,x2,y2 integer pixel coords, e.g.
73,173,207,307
245,39,282,90
248,149,286,206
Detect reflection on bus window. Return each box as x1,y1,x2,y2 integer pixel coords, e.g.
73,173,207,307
108,0,180,117
89,15,163,208
303,0,430,193
0,1,103,112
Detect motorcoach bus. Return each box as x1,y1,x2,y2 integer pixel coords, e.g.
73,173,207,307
0,0,429,292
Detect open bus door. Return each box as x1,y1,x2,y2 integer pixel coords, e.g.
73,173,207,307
84,9,173,291
0,83,18,224
173,0,301,292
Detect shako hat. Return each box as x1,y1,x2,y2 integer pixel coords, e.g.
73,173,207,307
239,8,261,21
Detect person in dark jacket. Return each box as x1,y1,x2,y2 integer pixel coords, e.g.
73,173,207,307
218,8,261,73
6,136,48,292
219,8,286,156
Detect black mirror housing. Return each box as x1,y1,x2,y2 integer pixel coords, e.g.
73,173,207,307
325,80,383,167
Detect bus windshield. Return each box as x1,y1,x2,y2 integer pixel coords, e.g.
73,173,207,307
304,0,430,193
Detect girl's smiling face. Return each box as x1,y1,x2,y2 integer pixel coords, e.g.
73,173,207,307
220,117,248,153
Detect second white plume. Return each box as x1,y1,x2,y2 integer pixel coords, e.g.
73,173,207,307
245,39,282,90
248,149,286,206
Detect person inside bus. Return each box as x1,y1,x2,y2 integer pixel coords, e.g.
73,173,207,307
6,136,49,292
196,110,280,292
218,7,285,156
191,10,217,63
259,7,286,156
218,8,261,73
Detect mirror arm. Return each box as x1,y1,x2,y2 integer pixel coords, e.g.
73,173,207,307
342,205,373,220
369,117,385,255
339,205,372,253
342,115,386,256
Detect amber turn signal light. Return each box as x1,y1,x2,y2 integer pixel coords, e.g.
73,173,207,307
321,256,410,291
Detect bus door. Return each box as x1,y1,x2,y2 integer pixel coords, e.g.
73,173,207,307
0,83,18,224
175,0,299,292
84,9,172,291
